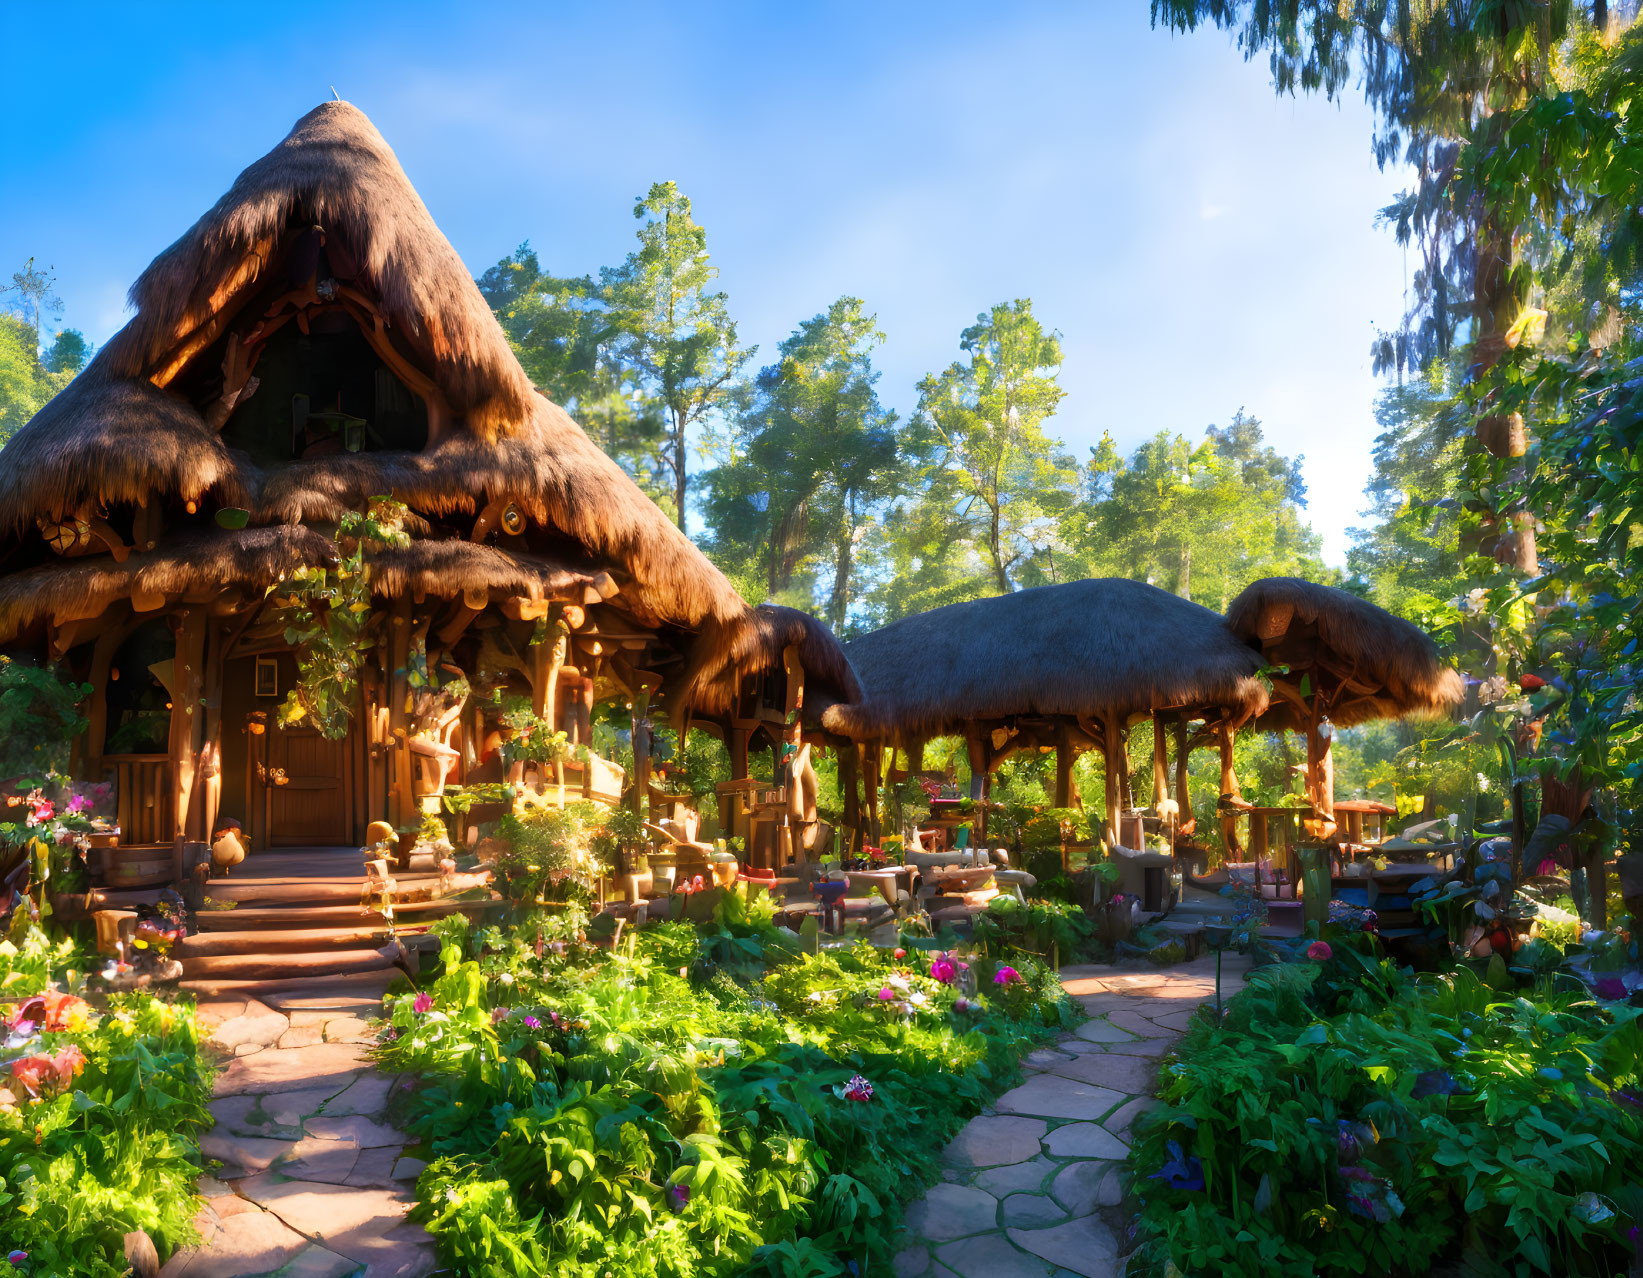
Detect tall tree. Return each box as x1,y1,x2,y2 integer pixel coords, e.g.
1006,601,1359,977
912,300,1077,595
602,183,753,534
1075,412,1322,608
478,244,668,499
702,297,906,628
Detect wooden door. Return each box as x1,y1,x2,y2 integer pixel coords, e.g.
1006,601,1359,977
265,724,351,847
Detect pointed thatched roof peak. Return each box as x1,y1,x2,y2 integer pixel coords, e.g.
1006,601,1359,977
0,101,754,635
107,99,535,437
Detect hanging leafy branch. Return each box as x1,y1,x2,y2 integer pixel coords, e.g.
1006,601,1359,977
271,497,409,740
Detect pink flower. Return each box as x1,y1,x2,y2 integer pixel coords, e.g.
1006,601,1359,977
667,1183,691,1211
64,794,92,815
1307,941,1333,961
993,965,1021,986
522,1015,542,1029
411,992,434,1014
842,1074,875,1102
929,956,956,985
7,1251,26,1265
877,987,894,1001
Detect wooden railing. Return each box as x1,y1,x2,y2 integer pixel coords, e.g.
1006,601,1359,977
104,753,173,846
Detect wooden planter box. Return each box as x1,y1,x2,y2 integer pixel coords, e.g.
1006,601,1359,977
98,844,175,889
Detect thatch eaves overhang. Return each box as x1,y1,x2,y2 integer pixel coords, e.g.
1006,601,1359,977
1224,576,1463,729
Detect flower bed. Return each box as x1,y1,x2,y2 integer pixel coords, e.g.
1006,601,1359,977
377,895,1074,1277
1126,940,1643,1277
0,925,212,1276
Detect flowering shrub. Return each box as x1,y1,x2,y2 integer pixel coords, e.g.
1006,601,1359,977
380,911,1073,1277
0,928,212,1277
1127,945,1643,1277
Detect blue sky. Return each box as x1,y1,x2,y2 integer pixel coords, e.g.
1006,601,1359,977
1,2,1408,565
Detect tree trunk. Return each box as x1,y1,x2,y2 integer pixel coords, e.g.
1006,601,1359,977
989,500,1009,593
672,409,688,535
829,506,855,631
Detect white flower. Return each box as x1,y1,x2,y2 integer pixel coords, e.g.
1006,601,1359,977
887,975,910,992
908,991,929,1007
499,972,515,986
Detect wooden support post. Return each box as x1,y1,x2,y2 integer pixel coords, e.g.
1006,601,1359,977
1152,715,1169,812
906,740,924,775
1054,735,1073,810
1102,718,1122,848
840,744,862,855
630,680,654,817
965,725,987,803
195,620,226,843
1174,716,1191,827
168,609,207,880
83,623,126,782
864,740,883,844
1217,721,1242,857
387,597,412,832
1304,709,1336,842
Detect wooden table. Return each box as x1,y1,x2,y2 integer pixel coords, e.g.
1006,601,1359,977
845,867,912,908
1334,799,1396,845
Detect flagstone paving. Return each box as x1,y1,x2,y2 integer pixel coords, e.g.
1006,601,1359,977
160,983,436,1278
892,954,1250,1278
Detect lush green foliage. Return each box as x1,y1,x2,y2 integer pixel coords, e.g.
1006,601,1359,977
0,926,212,1276
379,903,1073,1277
271,498,410,739
1128,945,1643,1277
0,658,89,781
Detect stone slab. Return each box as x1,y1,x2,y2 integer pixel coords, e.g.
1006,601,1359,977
993,1075,1126,1122
207,1001,288,1054
158,1207,308,1278
324,1072,396,1117
305,1114,403,1148
903,1183,999,1241
1039,1051,1158,1095
200,1132,293,1178
1041,1122,1129,1160
936,1233,1055,1278
1007,1218,1120,1278
215,1044,369,1096
975,1155,1058,1199
238,1174,414,1239
1048,1159,1120,1216
1000,1192,1067,1228
1071,1018,1133,1044
941,1115,1047,1168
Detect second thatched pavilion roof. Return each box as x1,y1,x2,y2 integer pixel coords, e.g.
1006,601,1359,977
820,578,1270,745
1225,577,1463,729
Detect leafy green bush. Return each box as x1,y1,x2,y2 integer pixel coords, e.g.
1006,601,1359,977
379,909,1075,1276
1127,942,1643,1277
0,932,212,1276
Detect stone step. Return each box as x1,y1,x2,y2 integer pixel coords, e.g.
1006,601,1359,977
176,923,433,957
192,895,502,931
203,869,490,905
178,941,406,982
180,968,403,1005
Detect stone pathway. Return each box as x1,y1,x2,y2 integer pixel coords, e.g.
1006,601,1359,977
161,981,437,1278
892,954,1251,1278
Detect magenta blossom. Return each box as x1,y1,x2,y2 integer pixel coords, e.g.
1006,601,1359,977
411,992,434,1014
877,987,894,1001
993,965,1021,986
842,1074,874,1102
1307,941,1333,961
929,956,956,985
667,1183,691,1211
522,1015,542,1029
7,1250,25,1265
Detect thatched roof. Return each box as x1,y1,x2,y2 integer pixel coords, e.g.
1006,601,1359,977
0,529,613,645
366,540,607,604
0,101,746,635
679,605,862,720
0,527,334,642
1224,577,1463,728
820,578,1270,743
0,372,251,524
110,100,534,438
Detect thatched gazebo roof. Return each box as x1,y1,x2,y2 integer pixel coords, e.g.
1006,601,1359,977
678,604,862,722
821,578,1269,745
0,101,747,641
1224,576,1463,729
